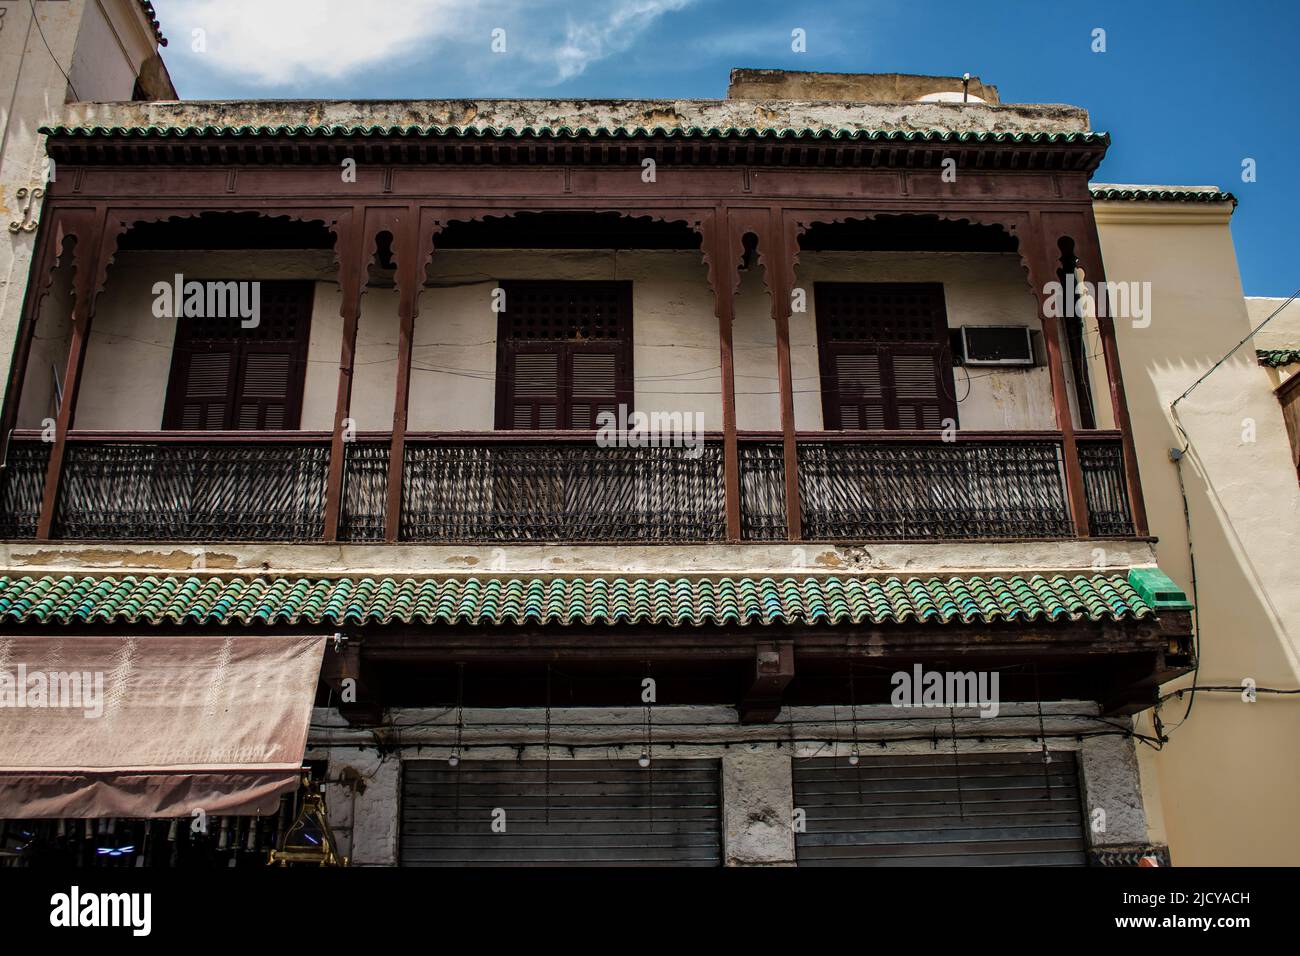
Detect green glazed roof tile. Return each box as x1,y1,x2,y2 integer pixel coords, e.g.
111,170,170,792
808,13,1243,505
1090,184,1237,204
0,572,1163,628
38,122,1110,148
1257,348,1300,368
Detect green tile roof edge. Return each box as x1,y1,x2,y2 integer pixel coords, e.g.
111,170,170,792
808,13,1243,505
1090,186,1237,205
1126,568,1193,611
137,1,166,46
0,571,1162,627
1257,348,1300,368
37,123,1109,145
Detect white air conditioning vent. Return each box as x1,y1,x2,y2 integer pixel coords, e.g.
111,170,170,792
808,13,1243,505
960,326,1034,366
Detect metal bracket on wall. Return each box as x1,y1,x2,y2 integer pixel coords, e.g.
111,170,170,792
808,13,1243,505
8,187,44,233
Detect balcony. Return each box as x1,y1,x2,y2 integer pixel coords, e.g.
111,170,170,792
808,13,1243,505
0,428,1133,543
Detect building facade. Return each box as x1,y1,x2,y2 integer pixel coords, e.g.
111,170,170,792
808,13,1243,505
0,66,1222,866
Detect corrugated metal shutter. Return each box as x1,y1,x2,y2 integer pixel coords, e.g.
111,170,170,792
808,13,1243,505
400,759,721,866
793,751,1087,866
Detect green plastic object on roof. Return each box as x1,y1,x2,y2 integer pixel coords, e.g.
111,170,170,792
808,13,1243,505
1126,567,1192,610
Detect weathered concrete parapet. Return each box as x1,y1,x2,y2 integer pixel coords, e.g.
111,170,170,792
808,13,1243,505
722,751,795,866
1079,731,1148,846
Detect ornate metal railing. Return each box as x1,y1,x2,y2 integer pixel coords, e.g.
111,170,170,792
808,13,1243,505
53,432,330,541
0,429,1137,543
338,441,390,542
399,433,726,542
738,441,787,541
1078,434,1136,537
793,432,1074,540
0,436,50,539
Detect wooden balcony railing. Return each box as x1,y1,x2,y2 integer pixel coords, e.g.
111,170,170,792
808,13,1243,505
0,429,1136,544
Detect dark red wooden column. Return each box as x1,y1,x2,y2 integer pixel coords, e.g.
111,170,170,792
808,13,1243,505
1071,210,1150,537
383,206,436,543
1026,210,1090,537
767,207,802,542
322,206,368,542
703,207,742,541
35,207,113,541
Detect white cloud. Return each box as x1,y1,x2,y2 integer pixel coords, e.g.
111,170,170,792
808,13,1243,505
162,0,459,86
552,0,691,82
157,0,694,90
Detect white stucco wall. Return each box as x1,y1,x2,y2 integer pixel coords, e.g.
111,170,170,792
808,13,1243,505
63,247,1059,433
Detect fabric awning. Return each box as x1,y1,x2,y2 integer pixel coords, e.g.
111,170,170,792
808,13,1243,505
0,635,325,818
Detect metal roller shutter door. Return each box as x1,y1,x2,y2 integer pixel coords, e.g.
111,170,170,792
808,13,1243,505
794,751,1088,866
400,759,721,866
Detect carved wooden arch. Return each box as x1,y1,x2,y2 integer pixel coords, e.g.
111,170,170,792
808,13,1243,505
91,205,350,309
782,207,1039,302
423,204,712,291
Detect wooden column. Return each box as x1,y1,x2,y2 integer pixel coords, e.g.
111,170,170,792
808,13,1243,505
0,214,69,447
322,207,368,542
1026,211,1090,537
766,207,802,542
704,207,742,541
35,208,111,541
1072,212,1150,536
383,207,428,543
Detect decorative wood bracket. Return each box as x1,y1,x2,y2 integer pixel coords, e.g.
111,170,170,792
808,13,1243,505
739,641,794,723
320,640,383,726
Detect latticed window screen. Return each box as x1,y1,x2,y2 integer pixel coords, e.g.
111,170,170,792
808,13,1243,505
815,282,958,430
495,281,632,429
162,280,314,430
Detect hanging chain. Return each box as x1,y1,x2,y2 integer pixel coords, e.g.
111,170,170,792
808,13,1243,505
644,660,654,830
949,706,965,820
453,663,464,835
849,660,862,802
1033,663,1053,799
544,663,552,826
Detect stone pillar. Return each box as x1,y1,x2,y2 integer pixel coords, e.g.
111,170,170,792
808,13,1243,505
323,751,400,866
1079,733,1148,846
722,750,796,866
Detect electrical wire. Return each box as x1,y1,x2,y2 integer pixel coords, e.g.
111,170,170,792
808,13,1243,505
26,0,79,101
1160,290,1300,734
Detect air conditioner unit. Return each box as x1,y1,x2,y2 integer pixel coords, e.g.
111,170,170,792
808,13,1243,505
959,326,1035,366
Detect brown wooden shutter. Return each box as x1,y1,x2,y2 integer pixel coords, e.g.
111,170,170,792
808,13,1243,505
495,281,632,430
815,283,957,430
163,280,314,430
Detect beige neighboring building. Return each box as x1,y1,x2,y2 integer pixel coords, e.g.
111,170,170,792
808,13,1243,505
1092,188,1300,865
0,0,172,403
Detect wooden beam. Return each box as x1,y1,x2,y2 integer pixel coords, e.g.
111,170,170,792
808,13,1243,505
705,207,742,541
1027,211,1090,537
322,207,367,542
1072,212,1150,536
0,212,67,448
739,641,794,723
769,208,802,541
384,207,424,543
320,641,383,725
35,208,110,541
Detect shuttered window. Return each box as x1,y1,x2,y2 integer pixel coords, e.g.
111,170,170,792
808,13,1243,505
400,759,722,866
815,283,957,430
793,751,1087,866
162,280,314,430
495,281,632,430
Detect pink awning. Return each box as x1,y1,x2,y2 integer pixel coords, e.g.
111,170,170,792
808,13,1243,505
0,634,326,818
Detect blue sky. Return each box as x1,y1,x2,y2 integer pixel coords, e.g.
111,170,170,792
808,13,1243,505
153,0,1297,295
